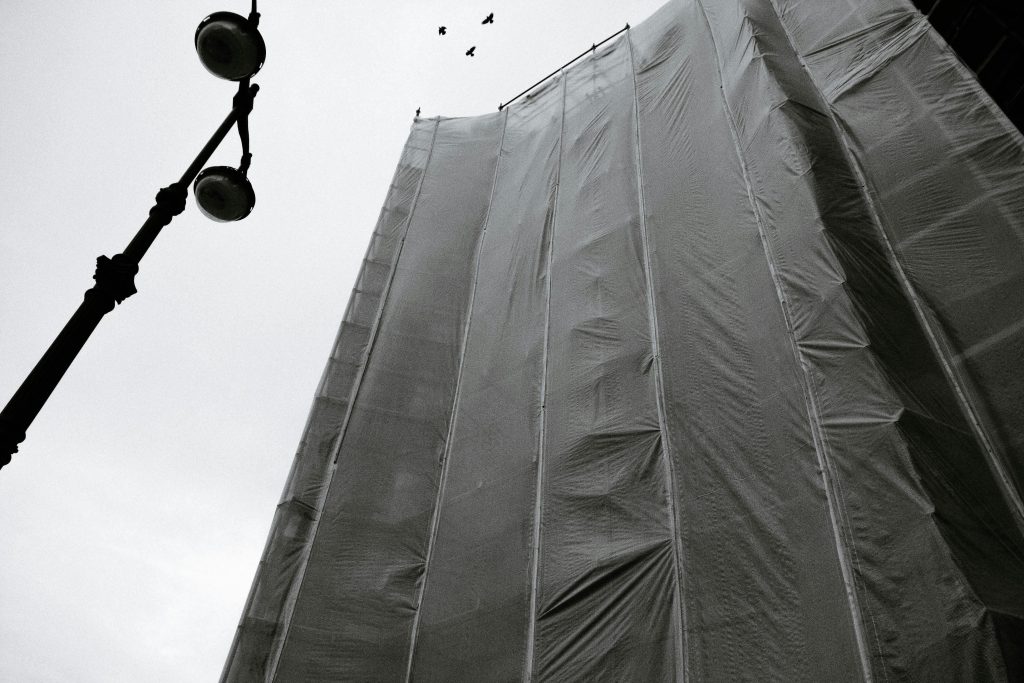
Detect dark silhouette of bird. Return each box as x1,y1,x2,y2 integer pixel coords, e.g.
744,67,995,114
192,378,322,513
438,26,446,35
466,46,476,57
416,107,421,117
482,13,494,24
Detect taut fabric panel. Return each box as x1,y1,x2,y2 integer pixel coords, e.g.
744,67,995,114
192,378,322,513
272,114,504,681
407,82,561,680
224,0,1024,680
698,0,1014,676
221,119,436,682
756,0,1024,669
773,0,1024,615
534,38,679,681
631,3,868,679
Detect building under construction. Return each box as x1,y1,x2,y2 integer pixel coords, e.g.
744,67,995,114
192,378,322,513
222,0,1024,679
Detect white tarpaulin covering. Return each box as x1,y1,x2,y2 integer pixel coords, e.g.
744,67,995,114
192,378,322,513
223,0,1024,679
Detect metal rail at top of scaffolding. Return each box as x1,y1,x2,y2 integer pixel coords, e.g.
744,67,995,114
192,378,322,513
499,23,631,111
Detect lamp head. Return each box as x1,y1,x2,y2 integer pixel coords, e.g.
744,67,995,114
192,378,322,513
193,166,255,222
195,12,266,81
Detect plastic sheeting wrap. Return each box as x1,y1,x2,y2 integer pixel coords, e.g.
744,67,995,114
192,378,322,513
223,0,1024,680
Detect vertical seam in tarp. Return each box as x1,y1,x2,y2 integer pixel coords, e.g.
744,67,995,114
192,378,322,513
625,26,690,683
524,71,568,683
403,109,511,683
691,1,875,680
267,118,442,683
762,0,1024,531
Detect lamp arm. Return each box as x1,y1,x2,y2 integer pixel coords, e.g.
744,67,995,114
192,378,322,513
234,79,254,176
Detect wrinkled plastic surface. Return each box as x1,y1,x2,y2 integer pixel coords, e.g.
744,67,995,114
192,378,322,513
223,0,1024,680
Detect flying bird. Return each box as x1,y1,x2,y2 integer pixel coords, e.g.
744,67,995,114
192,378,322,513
438,26,446,35
482,13,494,24
466,46,476,57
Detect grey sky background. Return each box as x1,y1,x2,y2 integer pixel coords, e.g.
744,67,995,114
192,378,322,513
0,1,666,680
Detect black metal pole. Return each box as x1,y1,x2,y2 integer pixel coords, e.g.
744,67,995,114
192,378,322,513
0,83,259,470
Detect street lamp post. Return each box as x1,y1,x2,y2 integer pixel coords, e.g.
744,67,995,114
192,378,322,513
0,4,266,471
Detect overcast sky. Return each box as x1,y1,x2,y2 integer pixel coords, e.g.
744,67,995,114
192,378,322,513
0,1,667,680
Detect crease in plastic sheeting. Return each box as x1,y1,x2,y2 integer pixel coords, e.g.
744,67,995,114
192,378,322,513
524,70,566,683
820,13,930,102
266,118,441,683
539,539,673,619
691,0,875,680
803,10,918,59
538,543,677,681
763,0,1024,534
625,26,689,683
403,108,510,683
